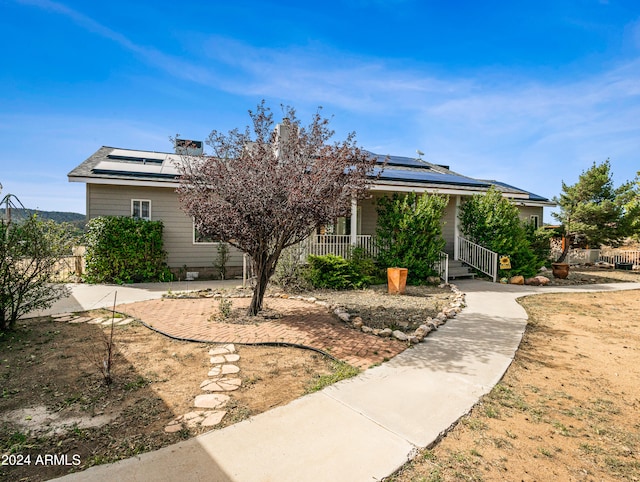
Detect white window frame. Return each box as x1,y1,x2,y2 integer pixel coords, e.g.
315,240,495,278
131,199,151,220
530,214,539,230
193,218,219,244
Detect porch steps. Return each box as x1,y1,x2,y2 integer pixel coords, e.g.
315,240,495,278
447,259,476,280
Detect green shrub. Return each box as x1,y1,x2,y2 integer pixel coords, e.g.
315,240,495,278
347,247,385,284
375,192,448,284
458,187,544,278
305,254,371,289
84,216,173,284
525,223,554,268
272,247,312,292
0,215,72,331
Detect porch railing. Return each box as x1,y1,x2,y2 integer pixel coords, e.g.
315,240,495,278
303,234,378,258
292,234,450,282
457,236,498,282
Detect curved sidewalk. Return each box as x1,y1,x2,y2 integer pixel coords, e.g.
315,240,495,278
55,280,640,482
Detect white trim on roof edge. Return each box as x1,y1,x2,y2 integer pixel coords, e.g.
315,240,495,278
68,177,179,189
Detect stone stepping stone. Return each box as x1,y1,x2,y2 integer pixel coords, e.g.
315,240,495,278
164,421,183,433
101,319,121,326
117,318,134,326
56,316,75,322
209,344,236,356
200,378,242,392
210,353,240,364
87,318,106,324
183,410,206,421
194,393,230,409
51,312,74,319
201,411,226,427
69,316,92,324
208,364,240,377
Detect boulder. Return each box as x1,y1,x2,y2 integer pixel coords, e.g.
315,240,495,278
509,275,525,285
414,327,427,339
392,330,408,341
534,275,550,286
337,312,350,322
525,277,541,286
379,328,393,338
361,326,373,334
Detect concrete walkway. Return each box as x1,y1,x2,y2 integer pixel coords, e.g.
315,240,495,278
31,280,240,317
53,280,640,482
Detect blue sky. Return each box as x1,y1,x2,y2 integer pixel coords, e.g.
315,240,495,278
1,0,639,221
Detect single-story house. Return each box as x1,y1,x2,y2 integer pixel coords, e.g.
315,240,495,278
68,131,554,279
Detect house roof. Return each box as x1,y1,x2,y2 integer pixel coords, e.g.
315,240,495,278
68,146,555,206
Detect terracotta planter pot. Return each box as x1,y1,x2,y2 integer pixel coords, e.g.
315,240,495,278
551,262,570,279
387,267,408,294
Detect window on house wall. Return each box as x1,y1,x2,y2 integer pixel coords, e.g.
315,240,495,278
131,200,151,220
320,207,363,237
193,219,219,244
530,214,539,230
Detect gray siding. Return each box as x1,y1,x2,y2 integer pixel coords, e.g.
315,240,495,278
441,196,457,255
87,184,244,269
358,192,457,255
516,206,544,227
359,193,383,235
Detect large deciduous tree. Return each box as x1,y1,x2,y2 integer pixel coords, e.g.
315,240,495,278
553,160,635,262
177,103,377,315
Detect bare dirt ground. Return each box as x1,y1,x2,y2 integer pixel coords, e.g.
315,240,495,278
389,272,640,481
2,270,638,481
0,314,338,481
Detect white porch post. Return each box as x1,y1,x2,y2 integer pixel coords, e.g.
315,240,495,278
454,195,461,260
350,197,358,245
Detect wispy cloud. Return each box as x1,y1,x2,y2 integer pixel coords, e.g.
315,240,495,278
14,0,640,212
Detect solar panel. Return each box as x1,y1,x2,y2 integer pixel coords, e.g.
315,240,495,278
365,151,431,169
372,168,490,187
93,160,180,179
107,148,167,162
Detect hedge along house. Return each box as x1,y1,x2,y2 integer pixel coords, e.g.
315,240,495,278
68,132,554,280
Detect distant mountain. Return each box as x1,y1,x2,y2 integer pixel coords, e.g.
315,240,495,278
0,208,86,229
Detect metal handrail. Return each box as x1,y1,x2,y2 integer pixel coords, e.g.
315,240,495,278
457,236,498,282
436,251,449,283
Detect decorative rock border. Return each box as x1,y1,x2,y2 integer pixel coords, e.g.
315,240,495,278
164,343,241,434
270,283,466,344
166,284,467,345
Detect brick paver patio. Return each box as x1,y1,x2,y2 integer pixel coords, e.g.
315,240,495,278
117,297,406,369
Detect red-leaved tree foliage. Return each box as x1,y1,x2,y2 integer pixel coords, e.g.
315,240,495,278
177,102,377,315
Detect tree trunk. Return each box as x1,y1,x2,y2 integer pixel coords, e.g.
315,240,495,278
247,252,277,316
556,235,571,263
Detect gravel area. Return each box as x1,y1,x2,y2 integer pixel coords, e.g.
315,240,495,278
166,283,454,331
287,284,452,331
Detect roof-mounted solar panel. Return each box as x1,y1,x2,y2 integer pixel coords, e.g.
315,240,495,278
107,148,168,165
372,168,490,187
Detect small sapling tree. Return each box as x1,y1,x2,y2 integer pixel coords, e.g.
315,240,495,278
177,102,377,315
0,215,72,331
